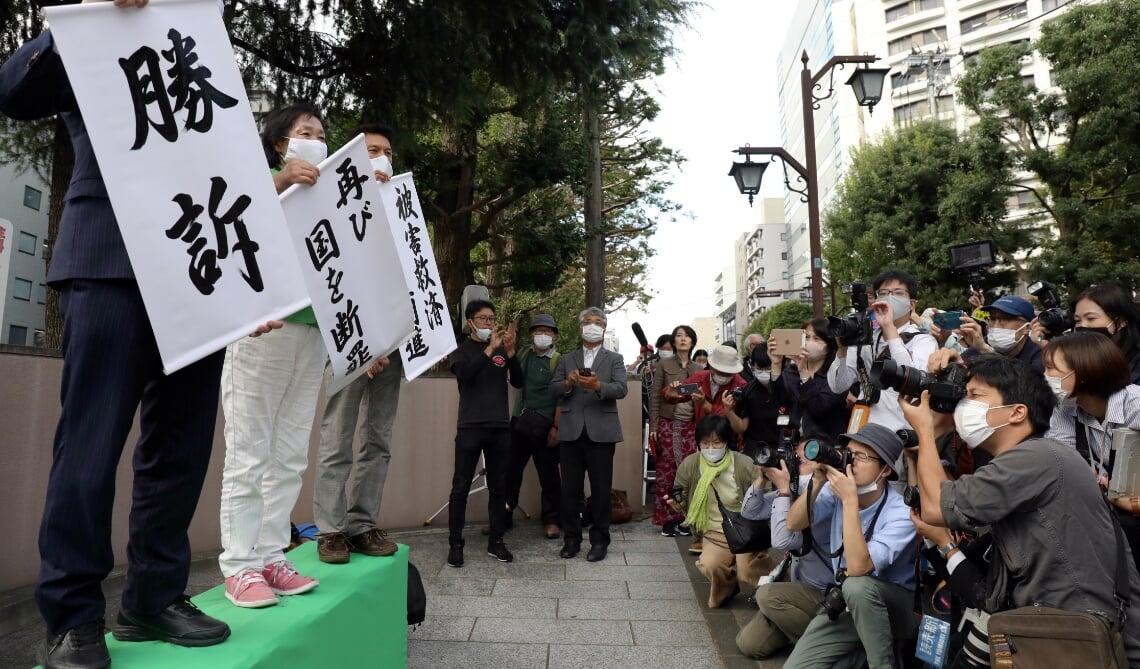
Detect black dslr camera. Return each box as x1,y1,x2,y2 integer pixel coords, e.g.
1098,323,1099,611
815,570,849,621
1028,279,1074,337
804,439,853,471
670,485,685,504
827,282,873,347
871,360,968,413
755,414,800,470
896,429,919,448
903,485,921,511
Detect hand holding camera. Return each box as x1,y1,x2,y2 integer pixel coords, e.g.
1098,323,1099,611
954,316,989,351
897,390,935,435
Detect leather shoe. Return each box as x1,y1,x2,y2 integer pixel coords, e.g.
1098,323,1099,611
544,524,561,539
113,596,230,647
559,542,580,559
586,544,608,562
43,620,109,669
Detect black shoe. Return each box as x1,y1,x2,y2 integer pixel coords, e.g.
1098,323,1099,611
560,542,580,559
113,596,230,647
43,620,110,669
676,523,693,536
586,544,608,562
487,540,514,563
660,521,678,537
447,543,465,568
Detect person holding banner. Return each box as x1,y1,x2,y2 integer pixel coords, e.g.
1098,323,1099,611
217,103,331,608
313,123,402,565
0,0,257,665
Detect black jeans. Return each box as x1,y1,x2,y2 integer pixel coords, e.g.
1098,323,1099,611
504,424,561,526
559,437,615,547
448,427,510,545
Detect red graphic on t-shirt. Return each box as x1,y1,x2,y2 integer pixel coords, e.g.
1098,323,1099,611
492,355,507,367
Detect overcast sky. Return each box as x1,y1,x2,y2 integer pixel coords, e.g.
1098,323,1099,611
607,0,797,356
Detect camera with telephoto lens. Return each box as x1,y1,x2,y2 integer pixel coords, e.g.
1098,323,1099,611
815,571,849,621
670,485,685,504
804,439,853,470
1028,279,1074,337
827,282,873,347
903,485,921,510
871,360,968,413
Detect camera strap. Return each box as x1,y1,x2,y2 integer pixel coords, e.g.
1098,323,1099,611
811,484,891,566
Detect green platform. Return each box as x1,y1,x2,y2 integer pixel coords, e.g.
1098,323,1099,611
58,543,409,668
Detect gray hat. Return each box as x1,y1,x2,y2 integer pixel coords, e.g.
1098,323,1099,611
838,422,904,480
529,313,558,333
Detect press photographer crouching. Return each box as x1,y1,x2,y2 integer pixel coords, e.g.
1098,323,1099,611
902,353,1140,667
735,436,837,660
666,415,773,608
781,423,919,668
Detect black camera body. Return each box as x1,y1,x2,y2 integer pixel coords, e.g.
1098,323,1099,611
815,574,849,621
670,485,685,504
872,360,967,413
827,282,873,347
755,442,798,469
730,385,748,402
903,485,921,511
1028,279,1074,337
804,439,853,471
896,428,919,449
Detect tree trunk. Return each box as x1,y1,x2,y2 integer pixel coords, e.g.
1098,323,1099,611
583,89,605,309
432,117,479,313
43,116,72,350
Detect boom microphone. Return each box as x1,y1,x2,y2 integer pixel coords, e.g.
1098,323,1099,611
631,322,651,351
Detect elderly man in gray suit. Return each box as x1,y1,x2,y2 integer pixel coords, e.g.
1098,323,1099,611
550,307,628,562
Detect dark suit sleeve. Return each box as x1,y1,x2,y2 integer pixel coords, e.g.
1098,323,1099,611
0,31,78,120
549,351,570,400
597,351,628,401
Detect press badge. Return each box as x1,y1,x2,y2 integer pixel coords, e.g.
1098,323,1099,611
915,614,952,667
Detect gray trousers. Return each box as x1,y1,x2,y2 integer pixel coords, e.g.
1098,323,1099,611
784,576,916,669
736,580,825,659
313,355,402,536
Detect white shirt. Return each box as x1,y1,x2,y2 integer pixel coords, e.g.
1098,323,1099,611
583,345,601,369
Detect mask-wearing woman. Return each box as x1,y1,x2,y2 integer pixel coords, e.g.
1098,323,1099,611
649,325,701,537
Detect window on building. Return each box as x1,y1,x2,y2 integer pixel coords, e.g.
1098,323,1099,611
885,0,944,23
1041,0,1070,11
960,3,1027,35
1006,190,1039,211
13,277,32,301
37,283,47,304
888,27,947,55
23,185,42,211
18,231,36,255
892,95,955,123
8,324,27,345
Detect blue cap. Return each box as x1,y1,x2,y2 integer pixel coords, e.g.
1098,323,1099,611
982,295,1035,322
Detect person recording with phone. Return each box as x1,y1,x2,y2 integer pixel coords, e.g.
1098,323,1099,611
774,319,848,441
649,325,702,537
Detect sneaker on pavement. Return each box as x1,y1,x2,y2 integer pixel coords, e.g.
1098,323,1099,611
487,540,514,563
263,560,319,596
676,523,693,536
348,528,398,556
660,521,678,537
317,532,350,564
224,570,278,608
447,543,464,568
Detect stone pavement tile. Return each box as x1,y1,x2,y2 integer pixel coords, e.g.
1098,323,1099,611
429,594,557,619
606,538,683,553
432,561,566,580
409,640,549,669
622,551,685,566
424,576,495,596
558,597,703,622
504,546,577,563
565,563,689,582
627,581,701,600
407,615,476,641
492,579,631,600
547,643,723,669
632,620,715,647
471,617,633,645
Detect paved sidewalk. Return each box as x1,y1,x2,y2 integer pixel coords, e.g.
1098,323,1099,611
0,518,787,669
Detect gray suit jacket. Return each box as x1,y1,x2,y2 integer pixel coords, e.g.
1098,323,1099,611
549,346,628,443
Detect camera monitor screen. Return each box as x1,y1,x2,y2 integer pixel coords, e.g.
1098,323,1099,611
948,240,996,271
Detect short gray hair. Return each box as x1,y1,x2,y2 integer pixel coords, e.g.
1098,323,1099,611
578,307,607,325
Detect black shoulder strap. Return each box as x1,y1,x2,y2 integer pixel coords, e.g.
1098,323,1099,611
1110,507,1132,628
1075,416,1091,462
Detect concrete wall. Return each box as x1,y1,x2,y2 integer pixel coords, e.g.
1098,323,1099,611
0,348,645,593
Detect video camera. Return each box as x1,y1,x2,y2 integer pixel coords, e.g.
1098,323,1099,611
1027,279,1073,337
827,281,873,347
871,360,967,413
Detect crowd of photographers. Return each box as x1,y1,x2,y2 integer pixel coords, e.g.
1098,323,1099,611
648,268,1140,668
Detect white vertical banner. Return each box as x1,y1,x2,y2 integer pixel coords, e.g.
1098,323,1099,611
0,219,11,336
279,135,415,394
45,0,309,373
378,173,456,380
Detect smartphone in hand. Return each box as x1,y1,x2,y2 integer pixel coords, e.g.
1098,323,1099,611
578,368,594,377
675,383,700,396
932,310,967,330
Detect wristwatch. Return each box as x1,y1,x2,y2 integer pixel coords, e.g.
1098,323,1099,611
937,540,959,559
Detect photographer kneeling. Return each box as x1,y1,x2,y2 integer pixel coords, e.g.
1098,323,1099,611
667,415,772,608
735,436,836,660
783,423,918,669
902,353,1140,667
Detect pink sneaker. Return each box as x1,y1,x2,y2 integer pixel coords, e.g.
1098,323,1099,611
224,570,279,608
263,560,319,595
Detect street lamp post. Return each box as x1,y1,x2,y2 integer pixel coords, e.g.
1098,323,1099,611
729,51,888,318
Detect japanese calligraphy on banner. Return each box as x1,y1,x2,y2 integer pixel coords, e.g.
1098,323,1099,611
377,174,456,381
44,0,308,373
279,135,414,394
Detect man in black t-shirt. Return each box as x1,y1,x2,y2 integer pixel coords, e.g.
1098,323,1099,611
446,299,517,568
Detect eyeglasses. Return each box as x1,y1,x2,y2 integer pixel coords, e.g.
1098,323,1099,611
699,441,727,449
875,289,910,298
470,315,495,324
850,451,881,464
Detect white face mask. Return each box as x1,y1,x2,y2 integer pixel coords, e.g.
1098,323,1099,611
712,373,733,386
371,155,393,178
472,326,492,342
658,350,675,360
856,470,885,495
804,341,827,361
1046,371,1074,403
953,399,1013,450
283,137,327,166
702,448,727,464
988,324,1027,355
582,323,604,343
755,371,772,383
533,334,553,350
885,295,912,322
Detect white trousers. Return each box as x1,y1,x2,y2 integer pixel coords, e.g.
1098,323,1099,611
218,322,326,577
